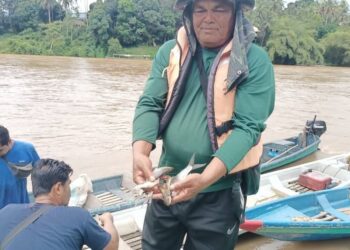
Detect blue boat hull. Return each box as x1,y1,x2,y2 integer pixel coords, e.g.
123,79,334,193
241,188,350,241
260,134,321,173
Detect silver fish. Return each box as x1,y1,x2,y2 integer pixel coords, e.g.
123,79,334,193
134,166,174,192
160,154,206,206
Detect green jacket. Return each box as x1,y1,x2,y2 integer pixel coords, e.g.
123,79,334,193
133,40,275,193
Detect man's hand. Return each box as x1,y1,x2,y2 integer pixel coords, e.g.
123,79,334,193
170,157,227,204
99,212,113,226
170,173,204,204
99,212,119,250
133,153,154,184
132,141,154,185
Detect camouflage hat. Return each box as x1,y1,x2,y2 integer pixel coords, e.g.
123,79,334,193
174,0,255,10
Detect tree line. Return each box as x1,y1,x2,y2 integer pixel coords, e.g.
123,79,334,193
0,0,349,66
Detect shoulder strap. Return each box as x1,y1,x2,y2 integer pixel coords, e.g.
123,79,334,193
195,47,208,101
158,47,193,137
0,205,52,250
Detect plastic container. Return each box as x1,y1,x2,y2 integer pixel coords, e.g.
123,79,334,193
298,171,332,191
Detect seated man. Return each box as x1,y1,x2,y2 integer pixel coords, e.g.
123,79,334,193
0,125,40,208
0,158,119,250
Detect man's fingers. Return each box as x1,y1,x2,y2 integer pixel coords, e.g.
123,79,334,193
142,164,155,181
152,193,163,200
133,171,147,184
171,190,189,204
170,177,190,191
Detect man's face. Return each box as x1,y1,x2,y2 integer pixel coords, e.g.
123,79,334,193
193,0,234,48
0,143,11,157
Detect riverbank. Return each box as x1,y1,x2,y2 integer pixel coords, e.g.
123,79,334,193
0,34,159,59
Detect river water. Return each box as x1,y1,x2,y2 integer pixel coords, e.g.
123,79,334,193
1,54,350,249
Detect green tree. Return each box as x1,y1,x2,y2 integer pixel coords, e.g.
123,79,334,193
88,0,111,52
267,17,324,65
107,37,122,56
135,0,177,45
247,0,284,46
115,0,147,46
322,29,350,66
104,0,118,35
39,0,56,23
11,0,41,32
315,0,349,39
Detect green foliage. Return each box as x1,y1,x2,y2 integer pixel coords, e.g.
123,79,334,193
87,0,111,54
115,0,147,46
10,0,41,32
107,37,122,56
322,29,350,66
0,0,349,66
267,17,324,65
134,0,177,45
247,0,284,46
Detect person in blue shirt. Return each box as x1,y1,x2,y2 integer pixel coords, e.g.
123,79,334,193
0,125,40,208
0,158,119,250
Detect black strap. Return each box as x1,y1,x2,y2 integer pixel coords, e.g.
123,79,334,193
196,48,235,137
215,120,234,137
195,47,208,101
0,205,51,250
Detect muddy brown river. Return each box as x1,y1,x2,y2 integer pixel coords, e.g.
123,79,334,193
1,54,349,249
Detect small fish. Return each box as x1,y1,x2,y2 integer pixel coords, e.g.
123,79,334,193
134,179,159,191
159,177,172,206
159,154,206,206
134,166,174,192
153,166,174,179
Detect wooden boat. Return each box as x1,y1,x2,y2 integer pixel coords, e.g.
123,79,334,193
260,118,327,173
240,187,350,241
247,153,350,208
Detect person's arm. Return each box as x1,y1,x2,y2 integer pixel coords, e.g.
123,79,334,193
214,46,275,174
132,40,175,148
132,41,175,184
99,213,119,250
132,140,154,184
83,211,118,250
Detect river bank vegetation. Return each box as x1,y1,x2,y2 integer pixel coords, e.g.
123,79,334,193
0,0,349,66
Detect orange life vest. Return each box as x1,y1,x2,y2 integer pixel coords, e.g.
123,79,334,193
162,26,263,174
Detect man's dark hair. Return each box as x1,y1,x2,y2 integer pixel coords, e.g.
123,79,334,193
0,125,10,146
32,159,73,197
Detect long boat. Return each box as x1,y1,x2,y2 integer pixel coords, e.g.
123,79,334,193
260,118,327,173
240,187,350,241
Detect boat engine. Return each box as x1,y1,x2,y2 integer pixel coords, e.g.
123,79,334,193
305,119,327,137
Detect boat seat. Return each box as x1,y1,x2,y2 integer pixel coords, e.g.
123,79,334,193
114,215,140,236
322,165,343,177
334,169,350,181
269,175,298,197
316,194,350,221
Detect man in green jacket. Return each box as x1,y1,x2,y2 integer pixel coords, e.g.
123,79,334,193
132,0,275,249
